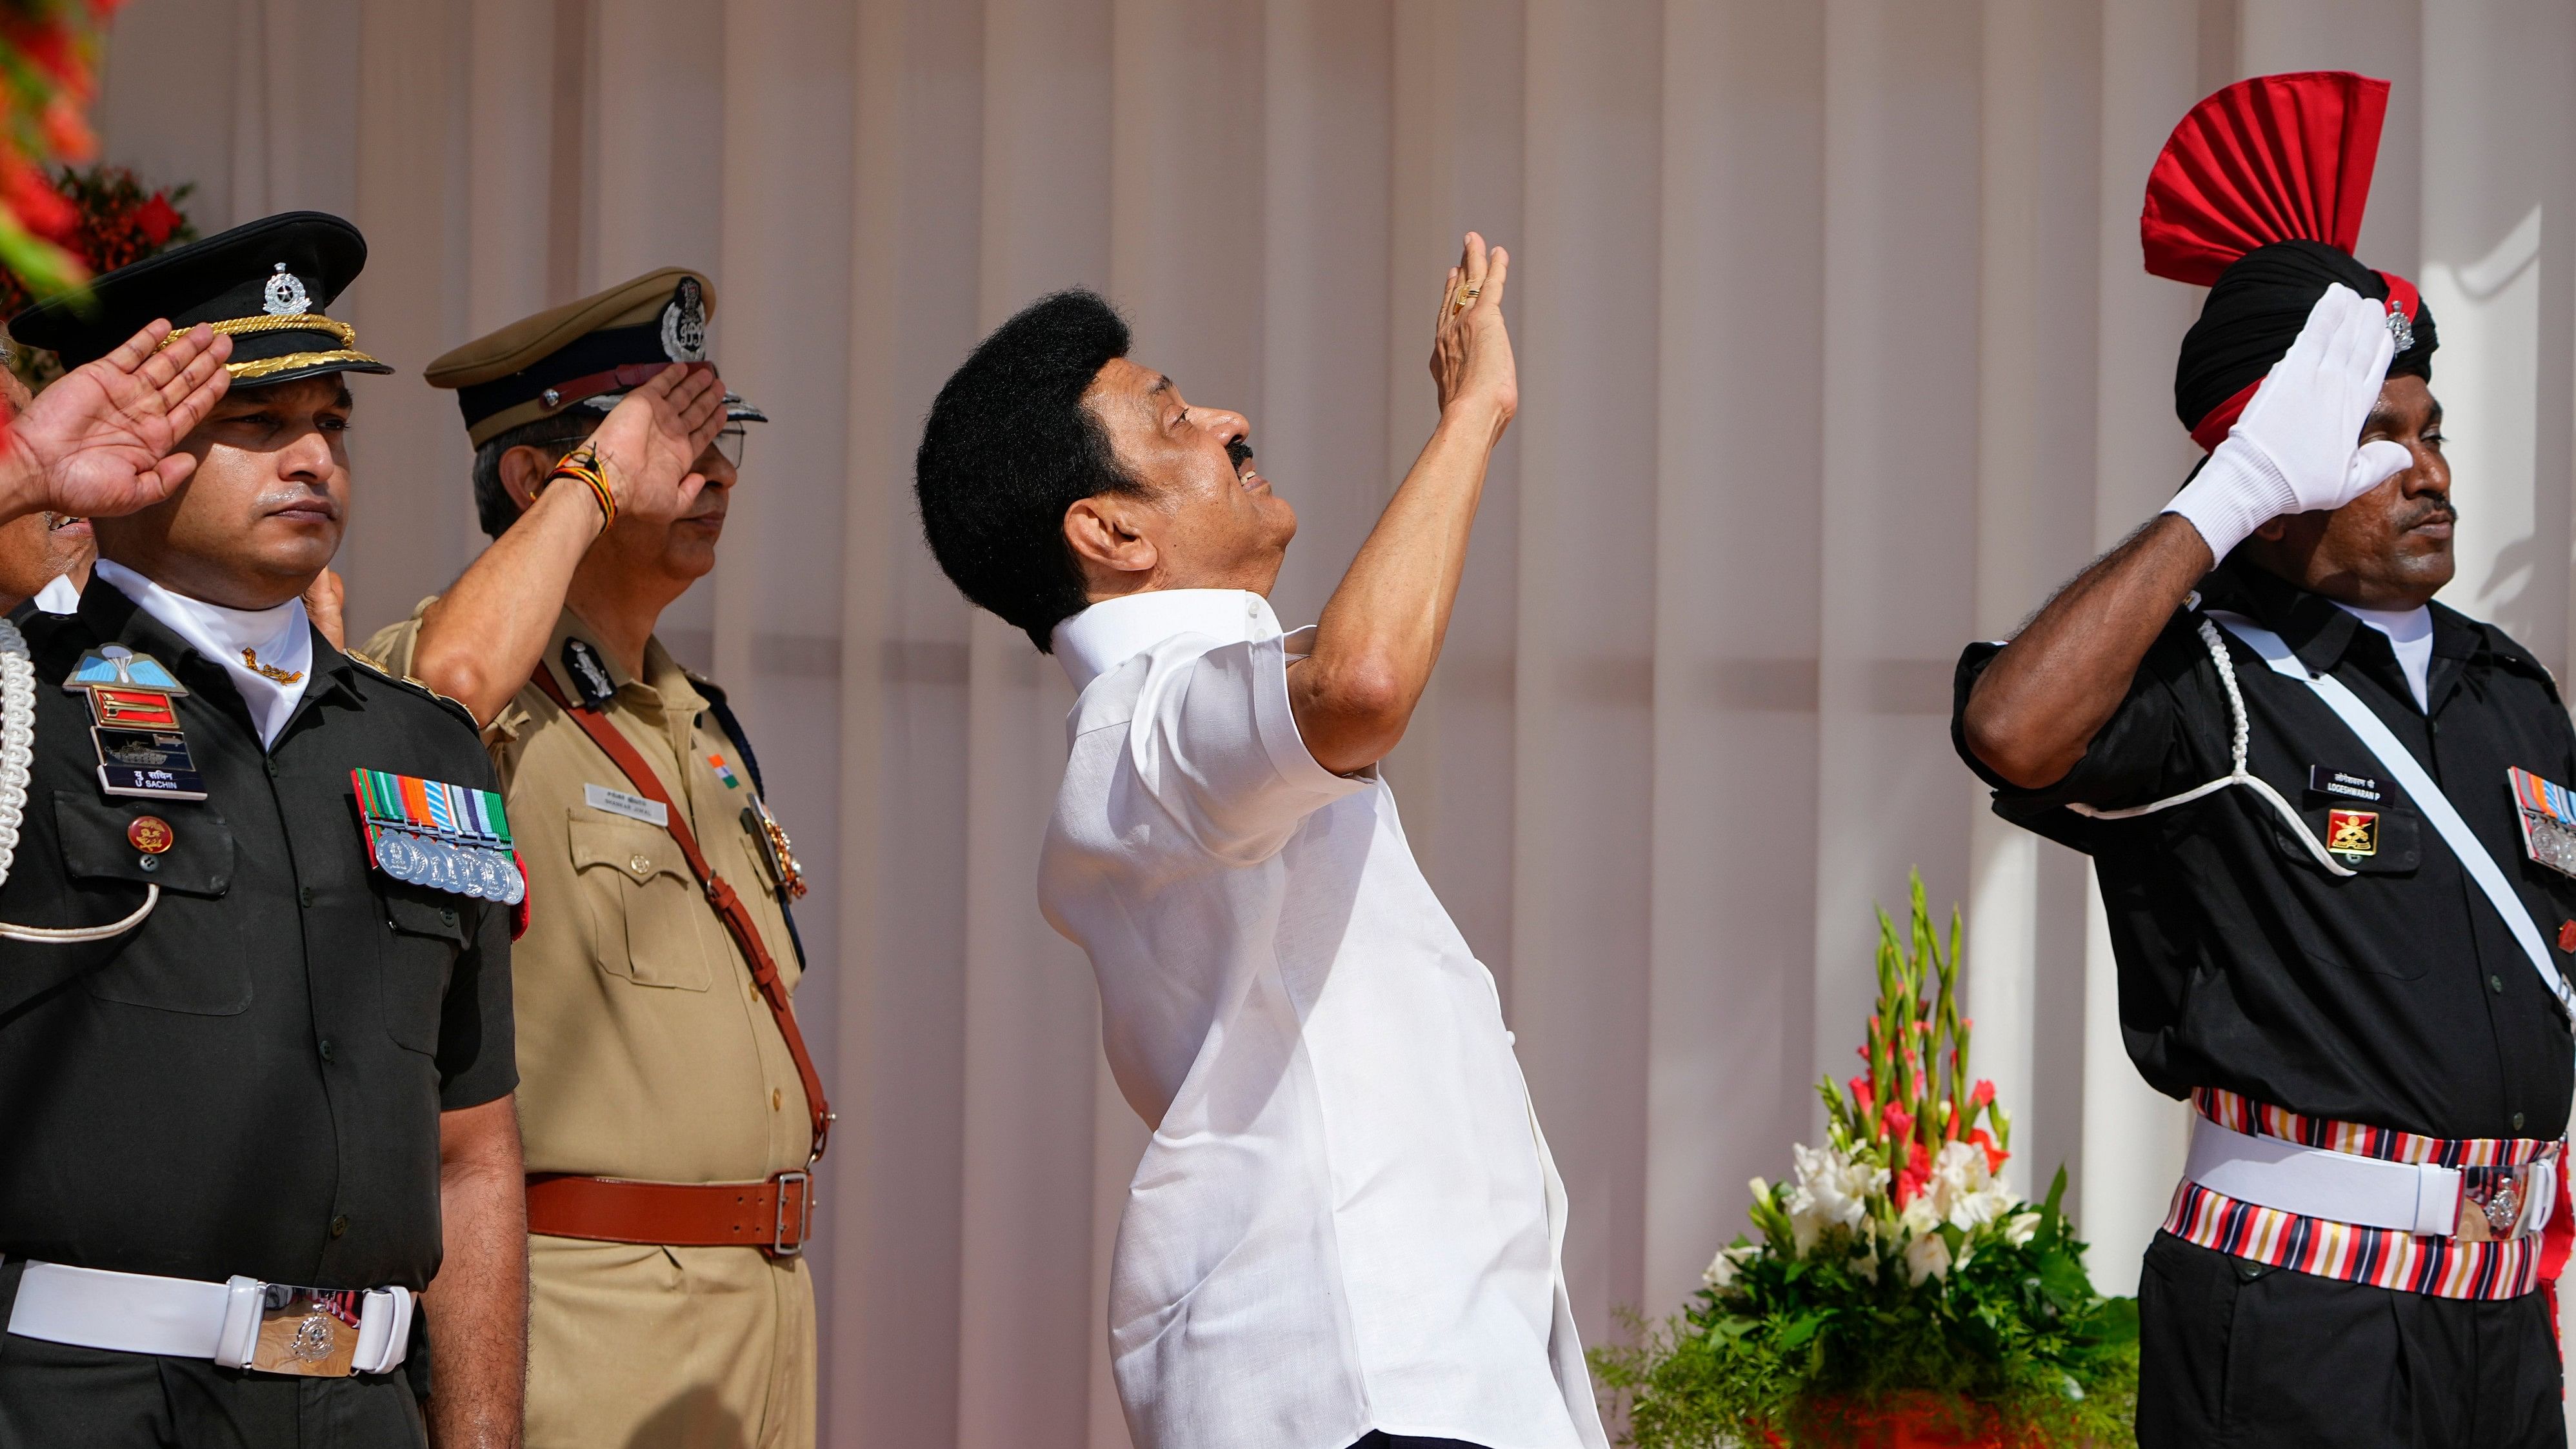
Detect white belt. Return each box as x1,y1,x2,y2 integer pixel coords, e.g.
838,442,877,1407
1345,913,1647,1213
2185,1114,2558,1240
6,1261,413,1376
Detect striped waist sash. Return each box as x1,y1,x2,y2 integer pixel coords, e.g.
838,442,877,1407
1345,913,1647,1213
2162,1087,2568,1301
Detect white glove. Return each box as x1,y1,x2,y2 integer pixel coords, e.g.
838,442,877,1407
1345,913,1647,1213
2164,283,2414,561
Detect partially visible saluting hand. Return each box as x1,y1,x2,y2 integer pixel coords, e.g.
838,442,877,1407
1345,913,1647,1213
0,320,233,526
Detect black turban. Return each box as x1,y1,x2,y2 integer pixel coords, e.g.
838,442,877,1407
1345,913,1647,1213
2175,239,2437,444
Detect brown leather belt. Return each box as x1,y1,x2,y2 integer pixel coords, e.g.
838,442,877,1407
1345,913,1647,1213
525,1172,814,1256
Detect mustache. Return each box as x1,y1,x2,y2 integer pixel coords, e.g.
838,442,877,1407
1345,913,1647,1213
2398,499,2457,529
256,486,341,519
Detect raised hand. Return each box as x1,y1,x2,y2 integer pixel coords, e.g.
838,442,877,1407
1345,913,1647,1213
0,321,233,525
583,362,728,525
1429,231,1516,424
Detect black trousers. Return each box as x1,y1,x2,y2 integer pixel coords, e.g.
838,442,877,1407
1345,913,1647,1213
2137,1230,2565,1448
0,1263,427,1449
1349,1437,1488,1448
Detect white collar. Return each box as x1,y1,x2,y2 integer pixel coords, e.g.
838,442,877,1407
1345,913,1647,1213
1052,589,1284,692
93,558,315,748
30,573,79,614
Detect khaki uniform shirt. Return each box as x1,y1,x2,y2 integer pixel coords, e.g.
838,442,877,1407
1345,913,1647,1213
363,603,811,1183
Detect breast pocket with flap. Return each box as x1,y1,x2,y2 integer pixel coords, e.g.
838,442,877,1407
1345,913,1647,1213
52,790,245,1014
378,887,468,1053
567,812,719,991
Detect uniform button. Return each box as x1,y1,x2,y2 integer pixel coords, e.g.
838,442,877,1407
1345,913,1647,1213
772,1088,783,1112
630,854,651,875
318,1038,335,1062
299,886,316,907
2491,974,2506,995
2514,1112,2528,1132
137,854,159,872
265,757,279,779
439,907,457,927
329,1214,349,1239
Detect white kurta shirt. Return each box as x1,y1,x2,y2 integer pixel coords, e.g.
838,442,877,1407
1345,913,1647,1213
1042,589,1606,1449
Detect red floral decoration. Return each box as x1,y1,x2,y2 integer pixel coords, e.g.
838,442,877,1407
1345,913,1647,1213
0,1,129,306
0,164,195,321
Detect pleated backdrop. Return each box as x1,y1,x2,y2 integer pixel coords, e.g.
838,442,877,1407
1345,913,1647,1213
85,1,2576,1442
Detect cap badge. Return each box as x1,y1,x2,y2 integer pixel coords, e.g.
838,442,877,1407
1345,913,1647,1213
661,277,707,362
561,637,617,710
2385,299,2415,354
263,263,310,317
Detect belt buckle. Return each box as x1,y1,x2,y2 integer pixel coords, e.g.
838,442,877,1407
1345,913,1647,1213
772,1171,812,1256
2456,1163,2534,1243
246,1284,364,1377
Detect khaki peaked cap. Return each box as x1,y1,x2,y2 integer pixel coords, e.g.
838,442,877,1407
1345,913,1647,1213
429,266,764,446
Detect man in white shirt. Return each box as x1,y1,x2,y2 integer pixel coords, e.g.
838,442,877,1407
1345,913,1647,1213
915,238,1604,1449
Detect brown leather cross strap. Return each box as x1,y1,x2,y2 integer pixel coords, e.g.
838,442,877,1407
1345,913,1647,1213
530,665,833,1162
526,1172,814,1255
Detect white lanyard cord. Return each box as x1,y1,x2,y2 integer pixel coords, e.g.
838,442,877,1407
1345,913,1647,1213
0,615,159,943
2065,616,2359,879
2210,612,2576,1021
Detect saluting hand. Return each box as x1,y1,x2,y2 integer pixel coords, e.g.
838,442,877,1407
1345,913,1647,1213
0,320,232,526
585,361,728,526
1429,232,1516,426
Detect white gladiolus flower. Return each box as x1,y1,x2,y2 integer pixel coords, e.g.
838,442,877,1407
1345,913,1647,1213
1921,1139,2017,1233
1784,1143,1889,1255
1899,1193,1941,1240
1905,1229,1953,1284
1704,1243,1759,1291
1850,1248,1881,1284
2006,1212,2043,1247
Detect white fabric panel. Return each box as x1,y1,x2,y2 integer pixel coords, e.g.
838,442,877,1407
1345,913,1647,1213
81,0,2576,1439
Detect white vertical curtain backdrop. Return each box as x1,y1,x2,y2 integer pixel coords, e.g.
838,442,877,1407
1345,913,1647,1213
83,1,2576,1443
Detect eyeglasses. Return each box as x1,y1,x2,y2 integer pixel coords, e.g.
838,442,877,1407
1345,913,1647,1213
705,426,747,472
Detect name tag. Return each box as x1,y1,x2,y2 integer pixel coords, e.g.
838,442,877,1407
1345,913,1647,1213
584,783,668,827
2308,766,2384,803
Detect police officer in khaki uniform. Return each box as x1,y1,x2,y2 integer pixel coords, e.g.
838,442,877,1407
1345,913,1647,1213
359,270,823,1449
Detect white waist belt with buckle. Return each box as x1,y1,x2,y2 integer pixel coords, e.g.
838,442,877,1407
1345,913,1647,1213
6,1261,414,1376
2185,1114,2559,1239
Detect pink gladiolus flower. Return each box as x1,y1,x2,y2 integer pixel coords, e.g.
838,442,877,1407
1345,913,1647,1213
1881,1103,1913,1143
1848,1075,1875,1117
1971,1079,1996,1109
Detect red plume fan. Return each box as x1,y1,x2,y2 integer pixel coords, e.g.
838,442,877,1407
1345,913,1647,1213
2141,71,2390,286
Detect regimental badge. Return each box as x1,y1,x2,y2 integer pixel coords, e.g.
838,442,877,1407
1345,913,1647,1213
63,646,206,800
661,276,707,362
241,647,303,685
2385,298,2415,354
743,796,808,901
561,638,615,710
263,262,310,316
352,768,526,906
2510,768,2576,879
126,816,174,854
62,645,188,694
2325,808,2379,857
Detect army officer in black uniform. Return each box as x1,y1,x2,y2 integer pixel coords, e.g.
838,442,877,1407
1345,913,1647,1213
0,214,524,1448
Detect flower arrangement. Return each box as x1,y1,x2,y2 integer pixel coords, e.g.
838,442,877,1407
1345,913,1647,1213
0,161,188,322
0,1,130,306
1592,875,2138,1448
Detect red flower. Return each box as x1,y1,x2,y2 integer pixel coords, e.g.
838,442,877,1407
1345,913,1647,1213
1970,1079,1996,1110
1892,1139,1933,1207
134,192,178,245
3,159,77,244
1848,1075,1875,1119
1968,1127,2008,1176
40,99,93,163
1879,1101,1913,1145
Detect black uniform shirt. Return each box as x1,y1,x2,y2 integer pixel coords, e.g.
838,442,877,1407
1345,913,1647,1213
0,582,514,1291
1952,558,2576,1142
